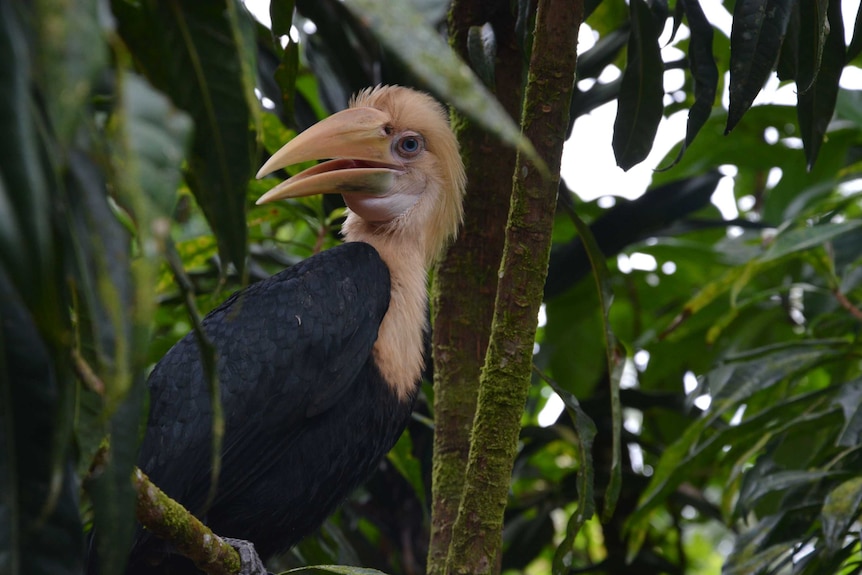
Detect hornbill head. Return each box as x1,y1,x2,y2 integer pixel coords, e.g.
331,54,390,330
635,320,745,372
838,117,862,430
256,85,466,264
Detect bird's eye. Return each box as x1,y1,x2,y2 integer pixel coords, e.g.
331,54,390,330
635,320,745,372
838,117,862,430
394,133,424,158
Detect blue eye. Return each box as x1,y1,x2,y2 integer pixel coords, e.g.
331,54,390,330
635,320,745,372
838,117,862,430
395,133,424,158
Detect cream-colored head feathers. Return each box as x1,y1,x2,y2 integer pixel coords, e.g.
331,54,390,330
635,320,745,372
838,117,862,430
341,85,466,266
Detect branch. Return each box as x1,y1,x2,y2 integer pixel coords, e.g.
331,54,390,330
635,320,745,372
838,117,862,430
444,1,583,572
833,287,862,323
133,468,246,575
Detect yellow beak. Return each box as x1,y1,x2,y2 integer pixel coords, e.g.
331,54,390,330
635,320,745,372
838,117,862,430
255,107,403,205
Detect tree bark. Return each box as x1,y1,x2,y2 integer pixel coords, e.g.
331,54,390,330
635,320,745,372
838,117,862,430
426,3,523,574
444,0,582,572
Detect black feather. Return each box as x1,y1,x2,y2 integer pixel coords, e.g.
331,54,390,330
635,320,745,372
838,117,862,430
126,241,418,571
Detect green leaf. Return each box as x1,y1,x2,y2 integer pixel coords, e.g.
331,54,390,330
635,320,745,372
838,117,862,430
112,0,258,276
542,378,597,573
796,0,830,94
0,273,83,575
666,0,717,167
847,0,862,61
822,476,862,553
467,23,496,89
627,386,838,559
342,0,546,174
560,202,623,521
270,0,295,35
833,379,862,447
36,0,106,145
264,0,299,127
737,469,838,518
797,0,845,170
84,70,193,575
704,342,843,404
386,429,427,510
612,0,664,170
0,0,59,330
727,0,794,133
775,3,799,81
762,220,862,263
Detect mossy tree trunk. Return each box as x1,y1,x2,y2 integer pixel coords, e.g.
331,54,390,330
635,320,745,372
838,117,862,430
429,0,584,573
426,2,524,573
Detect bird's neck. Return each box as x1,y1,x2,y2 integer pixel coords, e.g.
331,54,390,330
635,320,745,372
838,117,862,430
342,217,432,402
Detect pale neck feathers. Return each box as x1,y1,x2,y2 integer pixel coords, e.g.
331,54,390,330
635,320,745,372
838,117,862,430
341,85,466,401
342,215,432,403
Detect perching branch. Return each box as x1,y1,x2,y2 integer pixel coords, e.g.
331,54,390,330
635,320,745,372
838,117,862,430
444,0,583,572
133,468,247,575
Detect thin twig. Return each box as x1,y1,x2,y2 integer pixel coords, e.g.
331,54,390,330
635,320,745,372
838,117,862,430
71,348,105,395
833,288,862,323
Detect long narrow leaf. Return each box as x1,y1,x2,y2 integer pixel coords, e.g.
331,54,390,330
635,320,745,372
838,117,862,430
112,0,258,276
612,0,664,170
727,0,794,133
797,0,845,170
822,476,862,553
561,204,623,521
796,0,830,94
666,0,717,167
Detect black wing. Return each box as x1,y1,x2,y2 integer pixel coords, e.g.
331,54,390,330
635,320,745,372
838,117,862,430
136,241,390,526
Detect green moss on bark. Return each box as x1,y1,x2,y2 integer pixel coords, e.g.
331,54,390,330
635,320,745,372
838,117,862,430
426,2,525,574
443,0,583,573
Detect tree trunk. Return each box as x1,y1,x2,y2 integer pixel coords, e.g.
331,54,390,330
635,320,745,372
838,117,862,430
427,3,523,573
443,0,583,572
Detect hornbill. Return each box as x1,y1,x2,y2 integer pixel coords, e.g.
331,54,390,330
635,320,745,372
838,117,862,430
123,85,466,572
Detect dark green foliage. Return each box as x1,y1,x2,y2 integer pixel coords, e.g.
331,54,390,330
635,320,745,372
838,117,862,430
2,0,862,574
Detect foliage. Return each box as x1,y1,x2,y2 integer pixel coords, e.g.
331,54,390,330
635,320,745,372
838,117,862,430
1,0,862,574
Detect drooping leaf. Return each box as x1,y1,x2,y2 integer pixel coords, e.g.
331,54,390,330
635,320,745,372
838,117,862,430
559,201,623,521
775,2,799,81
36,0,106,146
542,378,597,573
627,385,839,560
727,0,795,133
847,0,862,61
0,0,59,329
821,476,862,553
612,0,664,170
467,23,496,89
797,0,845,170
796,0,830,94
833,378,862,447
342,0,546,174
0,271,83,575
666,0,717,167
269,1,299,127
112,0,258,277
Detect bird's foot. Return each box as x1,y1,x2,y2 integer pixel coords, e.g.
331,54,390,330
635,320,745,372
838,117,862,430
222,538,270,575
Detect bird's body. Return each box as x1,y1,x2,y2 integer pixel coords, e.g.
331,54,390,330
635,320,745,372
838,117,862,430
120,86,465,572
